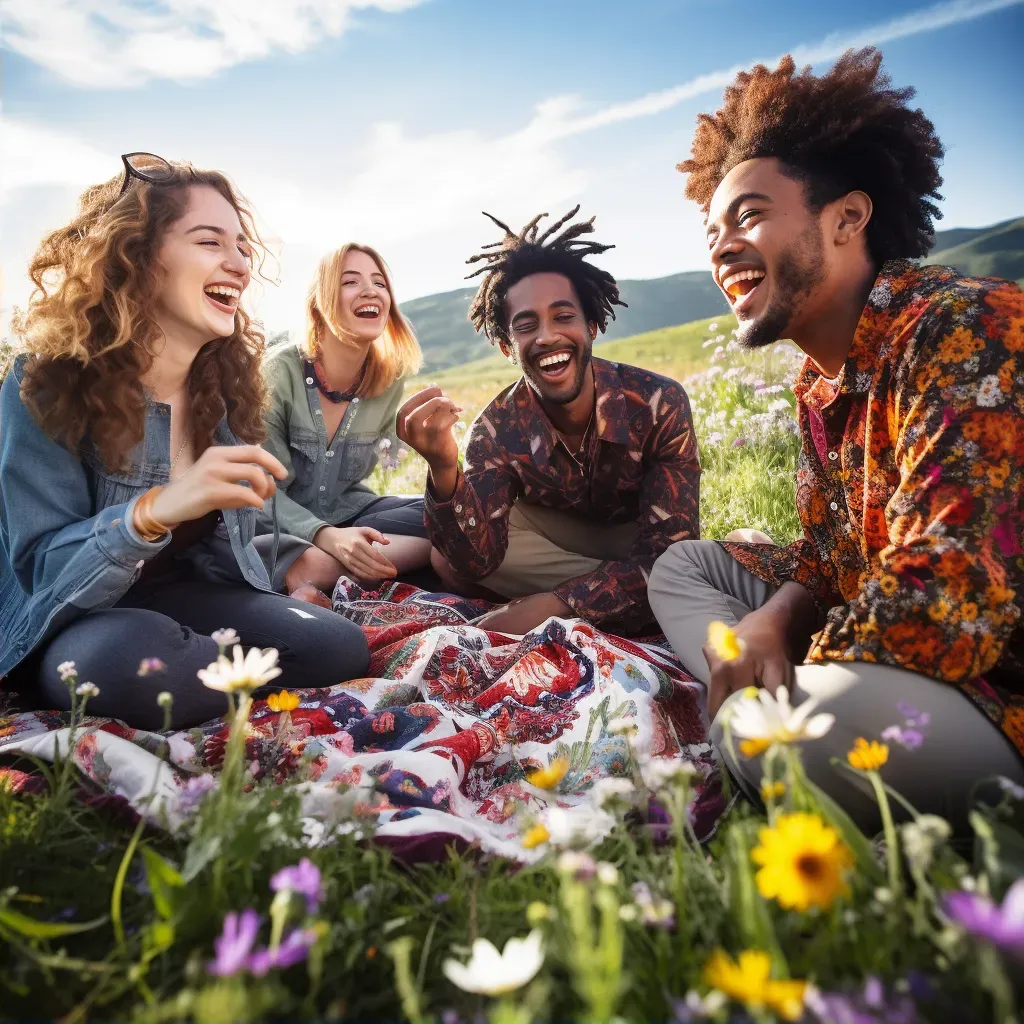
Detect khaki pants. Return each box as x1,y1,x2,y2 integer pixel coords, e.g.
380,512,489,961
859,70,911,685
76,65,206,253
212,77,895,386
648,539,1024,834
483,502,636,599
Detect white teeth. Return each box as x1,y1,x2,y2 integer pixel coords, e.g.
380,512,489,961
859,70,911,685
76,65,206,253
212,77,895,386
355,305,380,316
721,268,766,291
205,285,241,301
537,352,571,369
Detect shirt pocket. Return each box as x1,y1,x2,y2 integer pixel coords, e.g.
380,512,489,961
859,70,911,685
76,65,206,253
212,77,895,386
339,435,378,486
286,435,321,503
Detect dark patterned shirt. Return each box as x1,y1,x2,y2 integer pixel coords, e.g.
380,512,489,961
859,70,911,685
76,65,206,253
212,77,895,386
425,358,701,634
723,261,1024,758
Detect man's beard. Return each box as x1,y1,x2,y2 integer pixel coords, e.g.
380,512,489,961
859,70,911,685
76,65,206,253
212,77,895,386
525,343,592,405
737,223,825,351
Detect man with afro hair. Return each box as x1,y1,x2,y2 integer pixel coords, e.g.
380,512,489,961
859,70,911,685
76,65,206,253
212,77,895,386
397,207,701,635
649,48,1024,832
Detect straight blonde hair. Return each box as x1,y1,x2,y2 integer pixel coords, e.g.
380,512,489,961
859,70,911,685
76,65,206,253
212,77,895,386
303,243,422,398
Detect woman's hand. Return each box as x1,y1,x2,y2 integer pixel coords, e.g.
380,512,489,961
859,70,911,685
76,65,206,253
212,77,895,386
315,526,398,582
151,445,287,525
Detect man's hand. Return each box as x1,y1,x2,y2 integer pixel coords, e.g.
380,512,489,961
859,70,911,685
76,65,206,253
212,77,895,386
474,592,573,635
704,609,794,721
396,386,463,500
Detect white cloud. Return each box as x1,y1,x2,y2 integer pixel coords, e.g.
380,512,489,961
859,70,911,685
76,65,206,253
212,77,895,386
1,0,429,88
0,120,113,195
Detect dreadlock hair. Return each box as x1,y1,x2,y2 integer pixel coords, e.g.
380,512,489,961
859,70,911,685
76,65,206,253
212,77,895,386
679,48,944,265
466,206,626,350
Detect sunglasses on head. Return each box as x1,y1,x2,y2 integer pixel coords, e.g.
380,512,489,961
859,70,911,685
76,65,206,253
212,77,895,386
118,152,175,196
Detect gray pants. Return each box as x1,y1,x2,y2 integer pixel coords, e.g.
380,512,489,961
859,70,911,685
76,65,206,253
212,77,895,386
649,540,1024,834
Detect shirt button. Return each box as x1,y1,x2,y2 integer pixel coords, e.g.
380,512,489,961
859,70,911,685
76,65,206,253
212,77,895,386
828,451,838,461
315,410,322,416
352,397,360,404
325,450,334,458
306,377,314,385
829,501,839,511
454,504,463,513
468,517,476,526
319,485,326,492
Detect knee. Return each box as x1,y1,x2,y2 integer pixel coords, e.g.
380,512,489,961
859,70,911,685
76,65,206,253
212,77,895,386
296,612,371,683
649,540,706,607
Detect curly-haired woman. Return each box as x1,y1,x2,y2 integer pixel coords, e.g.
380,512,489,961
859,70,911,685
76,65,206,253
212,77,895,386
0,154,369,730
263,244,431,594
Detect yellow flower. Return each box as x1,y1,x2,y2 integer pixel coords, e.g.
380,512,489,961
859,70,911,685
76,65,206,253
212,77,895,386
761,780,786,801
752,812,853,912
702,949,807,1021
707,621,743,661
522,824,551,849
267,689,300,713
527,757,569,791
847,737,889,771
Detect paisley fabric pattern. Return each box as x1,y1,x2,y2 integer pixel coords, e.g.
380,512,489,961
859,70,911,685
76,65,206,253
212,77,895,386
0,582,721,859
723,261,1024,757
425,358,701,634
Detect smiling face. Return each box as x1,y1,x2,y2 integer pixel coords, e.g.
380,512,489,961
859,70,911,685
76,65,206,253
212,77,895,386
503,272,597,406
706,158,827,350
329,248,392,347
150,185,252,352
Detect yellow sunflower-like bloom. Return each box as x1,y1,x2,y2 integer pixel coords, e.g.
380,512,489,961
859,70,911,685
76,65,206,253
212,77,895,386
707,621,743,661
702,948,807,1021
847,737,889,771
521,824,551,849
752,812,853,911
526,757,569,791
267,689,300,713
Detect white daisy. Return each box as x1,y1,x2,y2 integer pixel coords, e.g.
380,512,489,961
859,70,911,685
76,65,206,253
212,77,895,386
727,685,835,758
197,645,282,693
442,930,544,995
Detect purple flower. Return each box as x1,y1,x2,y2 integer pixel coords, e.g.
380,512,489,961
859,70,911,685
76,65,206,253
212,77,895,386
881,725,925,751
270,857,324,914
945,877,1024,956
433,892,450,905
177,773,218,815
247,928,317,976
208,909,260,977
895,703,931,728
137,657,167,677
806,975,919,1023
997,775,1024,801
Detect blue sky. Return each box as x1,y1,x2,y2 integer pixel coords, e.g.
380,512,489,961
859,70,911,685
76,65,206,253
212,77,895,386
3,0,1022,335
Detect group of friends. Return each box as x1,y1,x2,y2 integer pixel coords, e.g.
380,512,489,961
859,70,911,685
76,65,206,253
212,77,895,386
2,49,1022,834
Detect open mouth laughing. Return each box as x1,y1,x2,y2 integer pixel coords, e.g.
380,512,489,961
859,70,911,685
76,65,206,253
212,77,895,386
354,303,382,320
533,348,575,384
204,283,242,314
720,266,767,316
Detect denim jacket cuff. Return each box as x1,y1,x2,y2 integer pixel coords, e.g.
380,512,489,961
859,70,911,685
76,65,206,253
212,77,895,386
96,497,171,568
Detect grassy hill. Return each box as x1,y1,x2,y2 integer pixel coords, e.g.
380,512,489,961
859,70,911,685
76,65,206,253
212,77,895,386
924,216,1024,284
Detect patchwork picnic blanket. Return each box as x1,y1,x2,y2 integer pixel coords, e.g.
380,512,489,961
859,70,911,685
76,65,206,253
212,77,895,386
0,582,722,860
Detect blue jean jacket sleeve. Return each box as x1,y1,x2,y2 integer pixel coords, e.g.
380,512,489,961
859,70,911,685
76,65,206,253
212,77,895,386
0,367,169,604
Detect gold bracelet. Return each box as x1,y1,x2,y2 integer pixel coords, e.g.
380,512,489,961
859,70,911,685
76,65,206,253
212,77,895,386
133,486,175,542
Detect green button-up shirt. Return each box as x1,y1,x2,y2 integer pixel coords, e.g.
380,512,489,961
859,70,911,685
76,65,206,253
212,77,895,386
258,342,404,542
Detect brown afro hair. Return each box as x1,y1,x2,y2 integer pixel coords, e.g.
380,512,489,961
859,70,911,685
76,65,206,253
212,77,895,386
679,48,944,264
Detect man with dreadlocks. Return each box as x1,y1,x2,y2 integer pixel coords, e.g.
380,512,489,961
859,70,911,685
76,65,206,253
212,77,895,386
396,206,700,636
648,48,1024,832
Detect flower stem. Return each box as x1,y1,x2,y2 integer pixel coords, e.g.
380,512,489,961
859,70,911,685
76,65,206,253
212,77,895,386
867,770,901,897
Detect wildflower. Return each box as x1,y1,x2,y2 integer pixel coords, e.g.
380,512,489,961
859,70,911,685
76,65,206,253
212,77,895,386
75,682,99,699
267,689,300,713
544,805,615,849
606,716,638,737
434,893,450,905
641,757,699,793
157,691,173,709
672,989,729,1021
522,823,550,849
752,812,853,911
198,645,282,693
596,862,619,887
247,927,317,976
729,685,835,759
732,436,748,448
761,780,786,801
270,858,324,914
592,776,635,809
703,949,807,1021
526,756,569,790
177,773,218,815
442,930,544,995
207,908,260,977
631,882,674,928
136,657,167,677
847,737,889,771
805,976,918,1023
708,322,718,332
57,661,77,681
945,877,1024,956
901,815,951,873
706,621,742,661
997,776,1024,801
526,901,553,926
618,903,639,922
558,850,597,879
706,431,725,446
880,724,924,750
210,627,240,649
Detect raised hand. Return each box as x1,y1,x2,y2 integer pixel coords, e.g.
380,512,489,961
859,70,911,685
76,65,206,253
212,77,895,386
396,386,462,474
151,445,287,525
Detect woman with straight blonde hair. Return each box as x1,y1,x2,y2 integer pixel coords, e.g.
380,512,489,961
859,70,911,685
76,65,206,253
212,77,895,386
263,243,433,593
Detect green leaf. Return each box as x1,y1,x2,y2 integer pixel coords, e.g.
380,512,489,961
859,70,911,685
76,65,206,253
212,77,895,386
181,833,222,883
0,906,107,940
141,846,185,920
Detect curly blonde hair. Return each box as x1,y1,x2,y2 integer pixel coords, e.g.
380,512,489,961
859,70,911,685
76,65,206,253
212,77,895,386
11,161,270,471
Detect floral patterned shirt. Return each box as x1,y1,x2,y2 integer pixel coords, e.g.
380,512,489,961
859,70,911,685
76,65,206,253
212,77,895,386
723,261,1024,756
425,358,701,634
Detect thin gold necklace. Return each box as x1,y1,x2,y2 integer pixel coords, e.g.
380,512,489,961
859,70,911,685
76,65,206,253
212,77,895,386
170,432,190,473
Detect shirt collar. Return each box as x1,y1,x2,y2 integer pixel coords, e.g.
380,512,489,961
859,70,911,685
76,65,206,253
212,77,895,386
514,357,633,460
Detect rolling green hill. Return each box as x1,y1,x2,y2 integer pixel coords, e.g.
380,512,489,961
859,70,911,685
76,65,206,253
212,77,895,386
924,216,1024,284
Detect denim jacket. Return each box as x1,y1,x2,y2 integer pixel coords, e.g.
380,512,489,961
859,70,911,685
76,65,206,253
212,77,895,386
258,343,405,542
0,357,276,681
